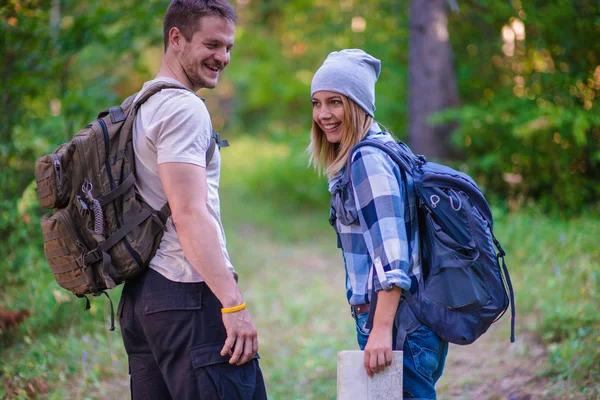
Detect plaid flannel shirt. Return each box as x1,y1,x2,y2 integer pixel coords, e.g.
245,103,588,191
328,125,422,306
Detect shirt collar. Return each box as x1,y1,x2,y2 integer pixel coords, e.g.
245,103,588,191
328,122,386,192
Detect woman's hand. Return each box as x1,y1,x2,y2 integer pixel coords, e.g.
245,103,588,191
364,326,394,378
363,286,402,378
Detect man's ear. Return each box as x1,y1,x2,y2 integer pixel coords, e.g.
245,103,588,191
168,27,183,51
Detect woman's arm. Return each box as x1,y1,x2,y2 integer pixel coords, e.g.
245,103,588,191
348,146,410,376
363,286,402,378
349,147,413,293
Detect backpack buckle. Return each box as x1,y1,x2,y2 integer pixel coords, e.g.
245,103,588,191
492,235,506,257
84,248,103,265
75,195,89,216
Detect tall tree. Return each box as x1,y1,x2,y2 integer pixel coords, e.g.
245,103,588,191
408,0,460,159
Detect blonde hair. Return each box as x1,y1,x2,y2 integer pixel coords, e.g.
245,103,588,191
308,95,373,179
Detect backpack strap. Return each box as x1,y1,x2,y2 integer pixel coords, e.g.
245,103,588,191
206,129,229,166
132,81,195,108
99,291,116,331
345,138,416,177
493,234,516,343
112,82,229,223
77,292,116,331
132,83,228,168
393,300,422,350
84,204,156,276
157,203,172,226
364,276,422,351
97,173,136,207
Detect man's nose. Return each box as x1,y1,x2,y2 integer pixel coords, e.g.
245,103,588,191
214,48,229,64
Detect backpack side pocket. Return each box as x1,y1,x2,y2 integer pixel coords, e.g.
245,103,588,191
421,211,488,311
41,209,95,295
36,155,64,209
35,145,73,209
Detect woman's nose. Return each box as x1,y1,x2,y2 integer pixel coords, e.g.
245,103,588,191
319,107,332,120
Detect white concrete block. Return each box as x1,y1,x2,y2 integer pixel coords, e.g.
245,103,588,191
337,350,403,400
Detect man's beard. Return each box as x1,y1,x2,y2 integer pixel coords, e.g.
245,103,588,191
181,58,220,90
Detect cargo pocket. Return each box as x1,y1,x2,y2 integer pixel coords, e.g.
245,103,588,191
191,343,260,400
41,209,93,295
141,289,202,315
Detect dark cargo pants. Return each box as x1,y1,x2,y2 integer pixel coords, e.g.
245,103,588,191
118,268,267,399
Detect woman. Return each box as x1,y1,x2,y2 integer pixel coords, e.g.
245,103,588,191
308,49,448,399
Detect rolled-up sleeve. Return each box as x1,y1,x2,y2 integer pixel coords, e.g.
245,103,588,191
349,147,412,292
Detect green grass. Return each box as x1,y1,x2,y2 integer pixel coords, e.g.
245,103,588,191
0,137,598,398
496,211,600,387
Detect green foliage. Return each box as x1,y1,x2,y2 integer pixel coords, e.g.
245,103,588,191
221,133,330,210
0,2,167,397
0,182,124,398
0,0,169,297
435,0,600,213
223,0,409,137
1,0,599,397
219,135,334,244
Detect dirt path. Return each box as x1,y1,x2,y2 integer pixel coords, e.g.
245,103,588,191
437,324,550,400
437,320,598,400
95,225,592,400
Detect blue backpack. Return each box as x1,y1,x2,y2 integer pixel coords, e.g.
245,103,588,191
332,137,515,347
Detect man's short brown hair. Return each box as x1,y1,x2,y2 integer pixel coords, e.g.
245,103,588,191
163,0,237,51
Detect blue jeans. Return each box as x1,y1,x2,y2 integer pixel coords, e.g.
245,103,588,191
354,311,448,400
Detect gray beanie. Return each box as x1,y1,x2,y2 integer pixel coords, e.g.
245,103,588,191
310,49,381,117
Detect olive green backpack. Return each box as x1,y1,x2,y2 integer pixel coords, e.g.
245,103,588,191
35,81,224,329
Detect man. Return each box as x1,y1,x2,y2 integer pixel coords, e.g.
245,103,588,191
118,1,267,398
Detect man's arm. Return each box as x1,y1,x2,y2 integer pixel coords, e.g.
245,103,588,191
158,162,258,365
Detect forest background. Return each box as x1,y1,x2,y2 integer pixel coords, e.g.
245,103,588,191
1,0,599,399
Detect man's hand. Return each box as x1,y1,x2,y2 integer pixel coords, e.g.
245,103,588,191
220,309,259,365
363,326,394,378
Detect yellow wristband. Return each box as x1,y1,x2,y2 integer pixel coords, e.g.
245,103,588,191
221,302,247,314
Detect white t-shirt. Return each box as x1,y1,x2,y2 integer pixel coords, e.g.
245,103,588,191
132,77,235,282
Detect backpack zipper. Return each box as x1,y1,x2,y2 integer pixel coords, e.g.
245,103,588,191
97,119,143,268
50,153,63,197
75,136,95,238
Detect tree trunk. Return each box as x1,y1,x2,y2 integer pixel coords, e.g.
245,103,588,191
408,0,460,160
